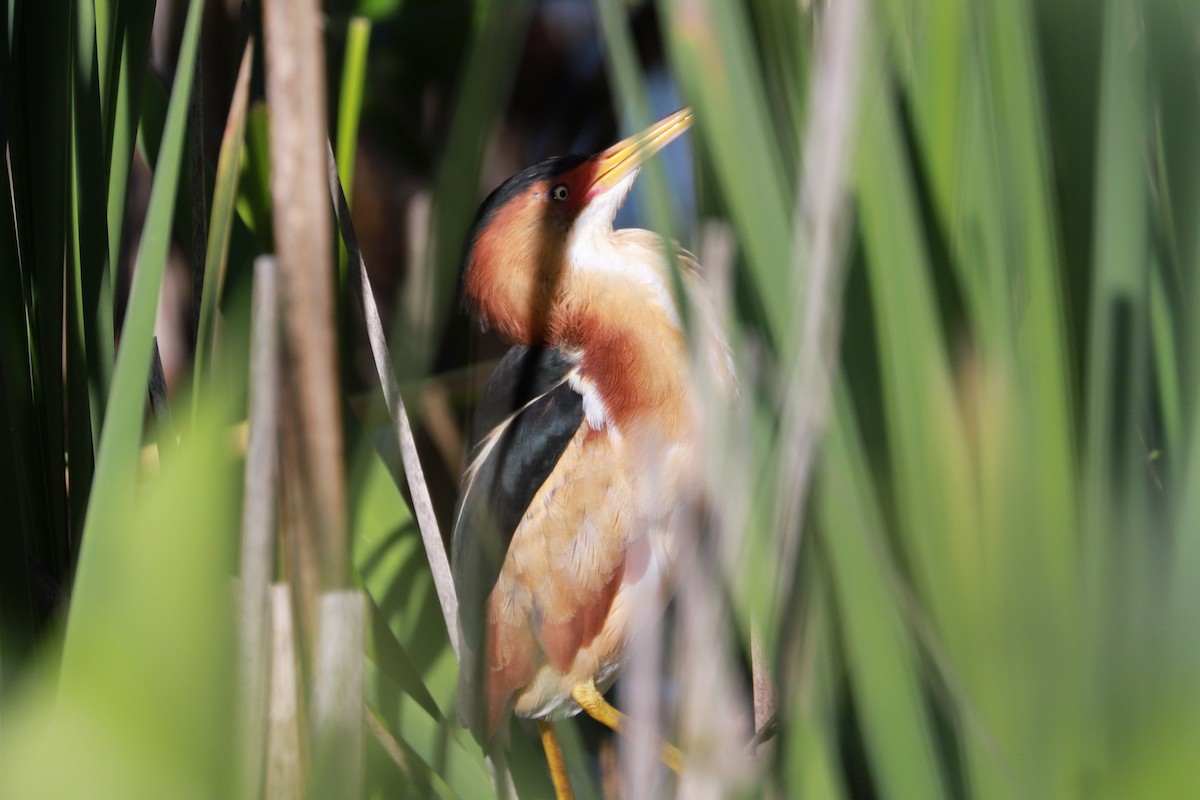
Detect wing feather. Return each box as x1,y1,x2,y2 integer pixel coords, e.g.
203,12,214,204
451,345,584,741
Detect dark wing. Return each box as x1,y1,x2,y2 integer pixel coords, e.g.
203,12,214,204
451,345,584,740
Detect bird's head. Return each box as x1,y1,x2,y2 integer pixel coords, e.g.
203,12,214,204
462,107,693,343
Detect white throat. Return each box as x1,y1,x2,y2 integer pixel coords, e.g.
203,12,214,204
564,171,680,328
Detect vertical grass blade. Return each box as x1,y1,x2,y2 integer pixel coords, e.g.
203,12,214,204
61,0,207,681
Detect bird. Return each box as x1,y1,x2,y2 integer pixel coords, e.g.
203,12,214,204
451,107,733,799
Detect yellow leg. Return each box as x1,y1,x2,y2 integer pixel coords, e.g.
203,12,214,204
571,680,685,774
538,720,576,800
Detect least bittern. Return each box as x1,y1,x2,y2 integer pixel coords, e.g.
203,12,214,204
452,108,732,798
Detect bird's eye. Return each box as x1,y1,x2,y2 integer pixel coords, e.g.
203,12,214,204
551,184,569,202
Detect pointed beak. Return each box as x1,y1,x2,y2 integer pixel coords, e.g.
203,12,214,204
586,107,693,197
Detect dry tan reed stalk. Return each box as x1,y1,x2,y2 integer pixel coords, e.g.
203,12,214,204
263,0,346,620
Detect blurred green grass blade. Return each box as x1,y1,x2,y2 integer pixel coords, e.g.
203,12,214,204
0,406,239,799
820,390,948,800
659,0,792,342
1080,6,1151,782
1082,0,1148,528
896,0,966,235
1083,7,1179,794
981,0,1076,534
942,58,1019,350
855,58,968,636
193,40,255,411
62,0,206,678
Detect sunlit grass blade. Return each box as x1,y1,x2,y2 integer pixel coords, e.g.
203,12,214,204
61,0,207,680
194,40,255,411
335,16,371,285
336,17,371,216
